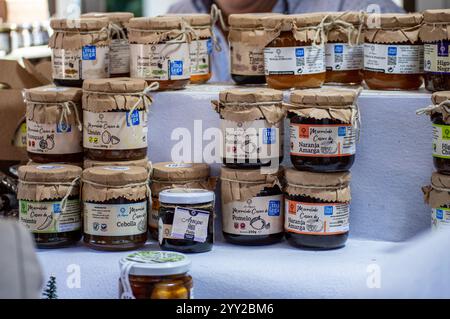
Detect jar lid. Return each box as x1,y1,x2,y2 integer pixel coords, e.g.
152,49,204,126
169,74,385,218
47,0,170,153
219,88,283,104
364,13,423,29
50,17,109,31
290,12,328,27
220,166,282,183
261,15,293,30
24,85,82,103
18,164,82,183
83,157,150,170
162,13,211,27
290,89,357,106
119,251,191,276
423,9,450,23
285,168,351,188
159,188,215,204
82,166,148,186
81,12,134,24
326,11,363,25
128,16,184,31
152,162,210,182
229,13,282,28
83,77,148,93
432,91,450,105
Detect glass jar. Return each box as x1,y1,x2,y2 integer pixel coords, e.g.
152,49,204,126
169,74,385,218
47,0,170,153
82,78,152,161
24,85,83,164
221,167,284,245
229,13,280,85
420,9,450,92
158,188,215,253
288,89,359,172
129,16,193,90
17,164,82,248
49,18,110,88
284,169,351,249
150,162,213,240
83,157,150,170
119,251,193,299
82,166,148,251
263,14,326,90
423,172,450,233
363,13,423,90
325,12,364,85
213,88,285,169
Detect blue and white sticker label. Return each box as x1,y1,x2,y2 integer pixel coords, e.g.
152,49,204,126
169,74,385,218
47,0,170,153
325,43,363,71
189,39,211,76
424,42,450,74
432,208,450,232
170,207,210,243
264,45,325,75
364,43,423,74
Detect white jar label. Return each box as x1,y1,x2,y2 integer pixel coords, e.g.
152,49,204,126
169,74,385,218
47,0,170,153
264,45,325,75
325,43,363,71
52,49,81,80
285,200,350,235
170,207,210,243
84,201,147,236
83,110,148,150
110,39,130,75
230,42,265,76
221,119,283,161
190,39,212,76
433,123,450,159
27,120,82,155
363,43,423,74
424,42,450,74
432,207,450,232
222,195,283,235
19,199,81,233
130,43,190,80
290,123,356,157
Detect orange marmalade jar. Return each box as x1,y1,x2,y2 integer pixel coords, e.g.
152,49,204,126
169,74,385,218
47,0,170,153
263,13,327,90
363,13,424,90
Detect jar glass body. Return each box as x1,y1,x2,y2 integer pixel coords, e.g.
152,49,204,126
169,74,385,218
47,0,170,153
431,112,450,174
285,194,349,249
223,185,284,245
424,40,450,92
265,31,326,90
28,152,84,164
190,36,212,84
325,41,363,85
119,273,193,299
230,40,267,85
289,113,355,172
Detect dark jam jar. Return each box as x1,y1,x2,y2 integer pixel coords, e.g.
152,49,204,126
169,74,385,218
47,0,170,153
82,78,152,161
288,89,359,173
284,169,351,249
220,167,284,245
24,85,83,164
159,188,215,253
119,251,193,299
82,166,148,251
214,88,285,169
423,172,450,233
17,164,82,248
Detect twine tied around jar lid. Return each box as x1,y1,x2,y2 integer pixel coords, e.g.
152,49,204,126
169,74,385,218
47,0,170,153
292,14,329,48
26,100,83,132
81,178,151,198
416,99,450,124
210,3,227,51
324,11,365,46
108,22,126,39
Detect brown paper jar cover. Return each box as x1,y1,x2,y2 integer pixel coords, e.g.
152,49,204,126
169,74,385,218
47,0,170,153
423,172,450,208
326,11,365,43
128,16,192,44
364,13,423,44
83,157,150,170
284,168,351,203
162,13,212,38
228,13,282,47
430,91,450,124
81,12,134,27
420,9,450,42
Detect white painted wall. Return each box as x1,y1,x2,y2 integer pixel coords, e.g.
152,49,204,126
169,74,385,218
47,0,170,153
143,0,180,17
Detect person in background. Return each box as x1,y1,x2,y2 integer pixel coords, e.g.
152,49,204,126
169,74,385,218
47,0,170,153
168,0,404,82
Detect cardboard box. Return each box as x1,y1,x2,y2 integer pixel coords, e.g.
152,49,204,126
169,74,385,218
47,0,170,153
0,0,49,24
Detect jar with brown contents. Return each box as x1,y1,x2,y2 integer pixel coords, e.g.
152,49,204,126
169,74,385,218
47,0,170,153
17,164,82,248
284,169,351,249
119,251,193,299
363,13,423,90
263,14,326,90
287,89,359,172
213,88,285,169
49,18,110,88
82,78,153,161
128,17,194,90
420,9,450,92
221,167,284,245
325,12,365,85
82,166,148,251
423,172,450,233
83,157,150,170
149,162,214,240
24,85,83,164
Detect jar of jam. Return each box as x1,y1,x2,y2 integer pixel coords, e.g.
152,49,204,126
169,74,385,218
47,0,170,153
119,251,193,299
416,91,450,174
82,166,149,251
423,172,450,233
150,162,214,240
17,164,82,248
220,166,284,245
263,13,327,90
159,188,215,253
213,88,285,169
287,89,359,172
82,12,134,78
24,85,83,164
228,13,281,85
82,78,153,161
325,12,364,85
128,16,194,90
420,9,450,92
284,168,351,249
49,18,110,88
363,13,423,90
